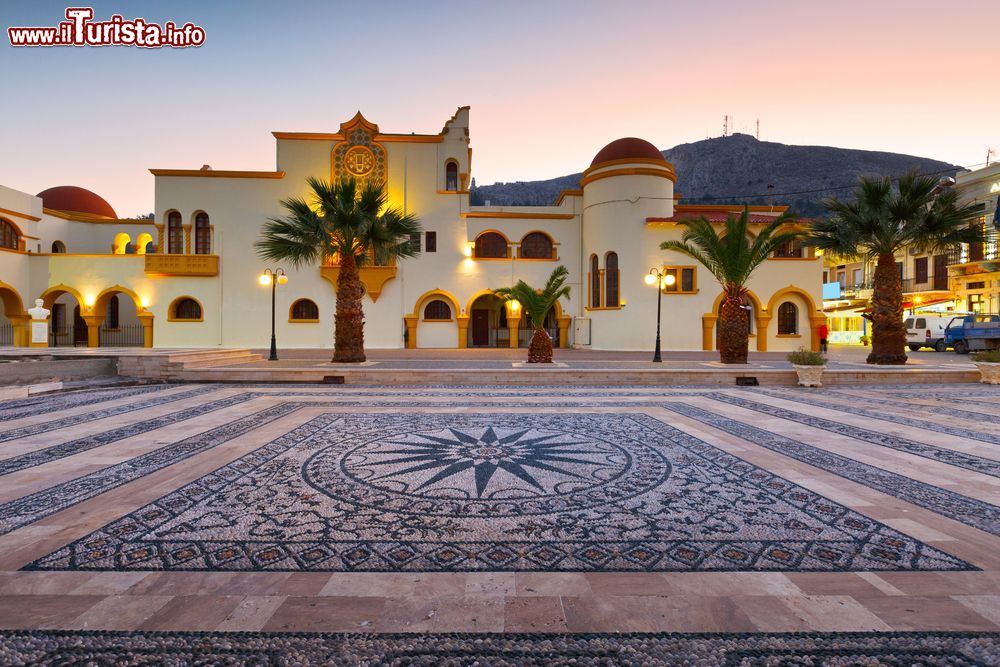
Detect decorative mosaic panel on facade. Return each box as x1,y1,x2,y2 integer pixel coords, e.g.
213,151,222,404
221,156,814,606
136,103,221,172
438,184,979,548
332,127,386,187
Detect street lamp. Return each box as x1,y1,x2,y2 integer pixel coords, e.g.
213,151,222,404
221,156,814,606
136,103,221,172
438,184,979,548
258,268,287,361
644,268,676,362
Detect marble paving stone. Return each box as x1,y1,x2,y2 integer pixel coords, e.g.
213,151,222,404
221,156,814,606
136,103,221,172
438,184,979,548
0,382,997,636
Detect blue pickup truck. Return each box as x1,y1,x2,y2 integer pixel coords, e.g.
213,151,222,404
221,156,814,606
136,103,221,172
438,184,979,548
944,315,1000,354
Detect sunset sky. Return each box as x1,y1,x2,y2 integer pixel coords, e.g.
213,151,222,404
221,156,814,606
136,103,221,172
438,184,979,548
2,0,998,217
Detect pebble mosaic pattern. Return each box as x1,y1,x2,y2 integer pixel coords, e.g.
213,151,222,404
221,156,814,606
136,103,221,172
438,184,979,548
28,412,971,572
0,630,996,666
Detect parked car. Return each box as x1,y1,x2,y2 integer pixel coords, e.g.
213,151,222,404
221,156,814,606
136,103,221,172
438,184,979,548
944,314,1000,354
904,316,956,352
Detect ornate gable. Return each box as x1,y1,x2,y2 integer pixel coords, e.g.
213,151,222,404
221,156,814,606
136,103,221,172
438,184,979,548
331,112,387,187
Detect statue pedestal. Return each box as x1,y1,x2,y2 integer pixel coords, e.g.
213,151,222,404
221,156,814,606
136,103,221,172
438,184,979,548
27,299,50,348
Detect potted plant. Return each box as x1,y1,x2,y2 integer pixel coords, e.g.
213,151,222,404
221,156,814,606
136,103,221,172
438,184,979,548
859,335,870,347
970,350,1000,385
787,348,827,387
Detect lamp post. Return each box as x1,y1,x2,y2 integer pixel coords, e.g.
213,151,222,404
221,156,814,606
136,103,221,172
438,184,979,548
644,268,676,363
258,268,287,361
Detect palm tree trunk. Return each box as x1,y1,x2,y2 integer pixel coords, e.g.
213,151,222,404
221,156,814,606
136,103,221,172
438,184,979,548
868,252,907,365
333,252,366,363
719,290,749,364
527,327,553,363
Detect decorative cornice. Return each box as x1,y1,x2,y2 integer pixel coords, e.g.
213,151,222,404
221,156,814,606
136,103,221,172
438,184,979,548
461,211,576,220
0,206,41,222
148,169,286,179
580,166,677,187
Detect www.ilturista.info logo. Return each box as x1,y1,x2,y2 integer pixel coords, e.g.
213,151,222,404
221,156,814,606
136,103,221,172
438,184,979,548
8,7,205,48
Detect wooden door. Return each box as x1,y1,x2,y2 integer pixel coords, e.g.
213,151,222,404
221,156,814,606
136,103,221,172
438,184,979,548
472,309,490,347
933,255,948,290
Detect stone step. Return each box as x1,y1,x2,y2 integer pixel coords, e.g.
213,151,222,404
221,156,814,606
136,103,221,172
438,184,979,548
168,367,980,386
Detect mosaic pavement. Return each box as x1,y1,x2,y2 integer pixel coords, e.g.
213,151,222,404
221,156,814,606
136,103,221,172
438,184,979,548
0,382,998,638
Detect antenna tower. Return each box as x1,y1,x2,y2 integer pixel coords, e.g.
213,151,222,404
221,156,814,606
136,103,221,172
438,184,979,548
756,119,760,140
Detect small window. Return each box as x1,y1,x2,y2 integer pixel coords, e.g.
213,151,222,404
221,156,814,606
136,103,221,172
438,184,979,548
519,232,553,259
167,211,183,254
590,254,601,308
662,266,697,294
409,232,422,253
425,231,437,253
194,212,211,255
51,240,67,253
903,318,914,329
423,299,452,321
777,302,798,335
914,318,926,329
474,232,508,259
170,297,202,321
1,219,21,250
605,252,619,307
290,299,319,321
445,161,459,191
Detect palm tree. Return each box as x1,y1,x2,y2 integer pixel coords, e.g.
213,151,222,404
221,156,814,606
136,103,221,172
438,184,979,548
255,176,420,363
809,170,981,365
493,265,571,363
660,206,801,364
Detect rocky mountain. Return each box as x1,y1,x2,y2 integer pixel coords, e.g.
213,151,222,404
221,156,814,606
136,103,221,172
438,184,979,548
470,134,959,218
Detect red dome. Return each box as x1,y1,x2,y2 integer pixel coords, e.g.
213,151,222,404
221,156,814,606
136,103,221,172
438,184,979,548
36,186,117,219
590,137,664,167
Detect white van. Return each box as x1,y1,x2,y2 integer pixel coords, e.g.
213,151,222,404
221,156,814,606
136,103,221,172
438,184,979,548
904,316,957,352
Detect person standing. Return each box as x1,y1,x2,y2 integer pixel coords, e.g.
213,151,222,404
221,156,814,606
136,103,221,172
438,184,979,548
817,322,829,353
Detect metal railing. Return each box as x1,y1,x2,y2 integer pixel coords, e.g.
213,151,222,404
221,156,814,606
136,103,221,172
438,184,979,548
518,326,560,348
902,276,949,293
99,323,145,347
947,228,1000,265
0,322,12,346
49,326,77,347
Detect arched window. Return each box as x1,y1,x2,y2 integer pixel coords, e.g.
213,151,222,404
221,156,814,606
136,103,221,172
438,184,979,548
167,211,183,254
474,232,508,259
107,295,120,329
51,240,66,253
423,299,452,321
170,297,202,321
194,212,211,255
774,238,804,258
112,232,131,255
290,299,319,321
777,302,798,335
605,252,620,307
590,254,601,308
445,161,459,191
0,219,20,250
520,232,553,259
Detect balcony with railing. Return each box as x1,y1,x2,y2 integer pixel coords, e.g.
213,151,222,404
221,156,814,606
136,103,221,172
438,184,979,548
946,227,999,270
902,275,949,293
144,254,219,277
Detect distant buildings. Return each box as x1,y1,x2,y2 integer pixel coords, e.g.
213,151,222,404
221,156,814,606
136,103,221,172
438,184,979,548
821,163,1000,344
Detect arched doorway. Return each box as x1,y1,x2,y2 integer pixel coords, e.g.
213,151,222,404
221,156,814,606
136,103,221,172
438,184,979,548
0,282,27,347
517,306,560,347
468,293,509,347
94,287,153,347
41,286,86,347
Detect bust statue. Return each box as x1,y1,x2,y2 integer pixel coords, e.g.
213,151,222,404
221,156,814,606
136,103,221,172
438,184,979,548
28,298,50,320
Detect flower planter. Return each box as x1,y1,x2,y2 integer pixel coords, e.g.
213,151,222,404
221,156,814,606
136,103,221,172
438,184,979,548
974,362,1000,385
793,364,825,387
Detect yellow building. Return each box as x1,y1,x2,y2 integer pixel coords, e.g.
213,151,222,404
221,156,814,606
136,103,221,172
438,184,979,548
0,108,824,352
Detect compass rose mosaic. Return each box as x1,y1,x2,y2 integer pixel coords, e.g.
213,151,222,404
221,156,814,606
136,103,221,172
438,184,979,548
28,413,972,573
